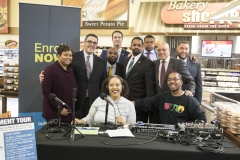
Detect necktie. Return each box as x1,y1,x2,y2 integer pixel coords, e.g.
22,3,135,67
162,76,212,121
126,57,135,78
86,55,91,79
160,61,166,88
146,52,151,59
108,66,113,77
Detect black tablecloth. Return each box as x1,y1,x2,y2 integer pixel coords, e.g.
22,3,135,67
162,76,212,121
36,128,240,160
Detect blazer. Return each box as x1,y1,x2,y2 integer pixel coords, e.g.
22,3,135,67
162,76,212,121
100,49,130,65
70,50,107,117
123,55,155,101
115,63,124,78
154,57,196,94
182,57,202,103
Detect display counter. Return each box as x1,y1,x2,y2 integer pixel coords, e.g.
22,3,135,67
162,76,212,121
0,90,18,113
201,90,240,147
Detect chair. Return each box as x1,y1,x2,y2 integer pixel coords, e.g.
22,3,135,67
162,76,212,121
0,111,11,118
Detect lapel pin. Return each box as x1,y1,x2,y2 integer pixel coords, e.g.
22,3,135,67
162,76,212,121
138,61,140,63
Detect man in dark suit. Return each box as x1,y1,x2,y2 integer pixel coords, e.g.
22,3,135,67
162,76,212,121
106,47,124,78
100,30,130,65
155,42,195,95
124,37,155,123
142,35,159,61
176,41,202,103
71,34,107,119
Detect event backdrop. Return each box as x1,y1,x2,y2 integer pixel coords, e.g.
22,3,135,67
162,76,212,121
19,3,80,131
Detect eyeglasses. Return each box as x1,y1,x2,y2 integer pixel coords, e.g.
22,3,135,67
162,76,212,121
167,78,180,82
85,40,97,46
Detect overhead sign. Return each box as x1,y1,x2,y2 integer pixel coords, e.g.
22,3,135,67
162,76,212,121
63,0,129,28
161,0,240,29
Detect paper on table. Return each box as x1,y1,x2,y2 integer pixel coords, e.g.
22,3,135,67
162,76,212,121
75,127,99,135
107,129,135,137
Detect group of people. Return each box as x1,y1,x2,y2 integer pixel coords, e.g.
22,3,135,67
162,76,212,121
40,30,206,127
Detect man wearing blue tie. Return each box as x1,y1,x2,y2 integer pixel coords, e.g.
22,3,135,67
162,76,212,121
100,30,130,65
123,37,155,123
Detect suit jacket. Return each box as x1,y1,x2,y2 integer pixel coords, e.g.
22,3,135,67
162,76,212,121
182,57,202,103
115,63,124,78
154,57,195,94
101,49,130,65
71,50,107,117
124,55,155,101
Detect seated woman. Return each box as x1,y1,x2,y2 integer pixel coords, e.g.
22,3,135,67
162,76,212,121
75,75,136,126
42,44,77,123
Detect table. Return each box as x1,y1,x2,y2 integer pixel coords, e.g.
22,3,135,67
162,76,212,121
36,128,240,160
0,90,18,113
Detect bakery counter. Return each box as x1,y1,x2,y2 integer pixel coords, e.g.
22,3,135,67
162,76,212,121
0,90,18,113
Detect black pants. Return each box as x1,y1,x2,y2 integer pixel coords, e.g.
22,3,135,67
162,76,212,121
75,98,90,119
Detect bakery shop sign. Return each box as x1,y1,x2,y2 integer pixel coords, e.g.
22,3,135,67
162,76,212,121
161,0,240,29
63,0,129,28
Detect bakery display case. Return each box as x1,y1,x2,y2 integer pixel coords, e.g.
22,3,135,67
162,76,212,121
202,68,240,93
201,90,240,147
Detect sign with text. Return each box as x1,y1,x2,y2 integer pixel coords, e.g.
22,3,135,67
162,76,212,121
0,116,37,160
161,0,240,29
63,0,129,28
19,3,80,131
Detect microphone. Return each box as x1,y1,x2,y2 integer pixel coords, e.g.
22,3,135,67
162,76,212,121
73,88,77,98
49,93,66,106
100,93,113,106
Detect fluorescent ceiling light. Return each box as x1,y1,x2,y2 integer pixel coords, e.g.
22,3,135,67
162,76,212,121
206,0,240,21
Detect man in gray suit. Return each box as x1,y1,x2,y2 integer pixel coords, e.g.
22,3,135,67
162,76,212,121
155,42,195,95
152,42,195,123
176,41,202,103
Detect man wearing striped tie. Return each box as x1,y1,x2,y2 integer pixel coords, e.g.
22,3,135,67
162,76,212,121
123,37,155,123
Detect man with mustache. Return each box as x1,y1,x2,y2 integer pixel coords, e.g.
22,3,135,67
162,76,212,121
123,37,155,123
106,47,124,78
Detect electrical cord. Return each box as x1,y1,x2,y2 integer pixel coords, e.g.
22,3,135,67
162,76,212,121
100,130,160,146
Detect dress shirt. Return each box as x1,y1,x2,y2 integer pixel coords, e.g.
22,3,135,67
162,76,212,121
143,49,158,61
83,50,93,70
126,53,142,74
106,62,116,75
159,56,170,86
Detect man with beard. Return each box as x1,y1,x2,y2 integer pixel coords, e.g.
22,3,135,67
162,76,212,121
176,41,202,103
142,35,159,61
134,72,206,125
100,30,129,65
106,47,124,78
124,37,155,123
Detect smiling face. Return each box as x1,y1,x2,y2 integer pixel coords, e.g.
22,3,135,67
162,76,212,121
177,42,189,59
112,32,123,48
131,38,143,56
84,36,98,54
58,50,72,68
107,48,118,65
157,42,170,60
167,72,183,91
108,77,122,100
